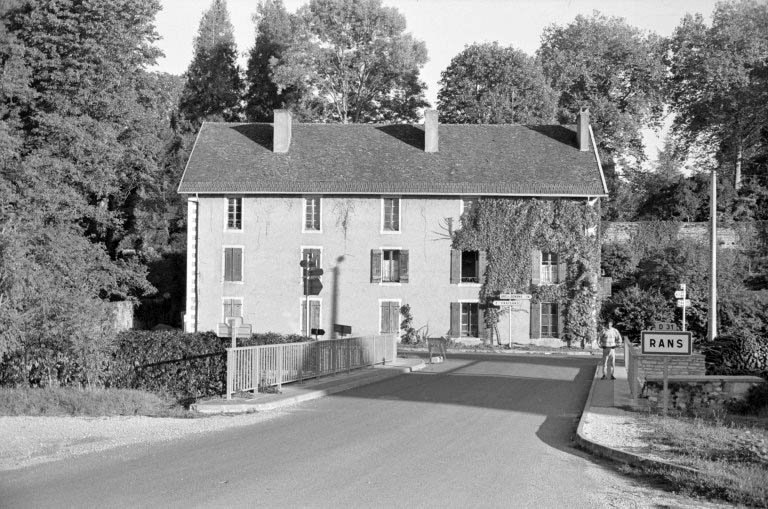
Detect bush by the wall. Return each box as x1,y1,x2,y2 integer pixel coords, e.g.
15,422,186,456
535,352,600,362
701,333,768,378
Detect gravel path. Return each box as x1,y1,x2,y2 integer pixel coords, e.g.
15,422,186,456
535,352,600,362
0,410,287,471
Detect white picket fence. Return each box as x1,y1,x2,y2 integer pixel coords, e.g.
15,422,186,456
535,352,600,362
225,334,397,399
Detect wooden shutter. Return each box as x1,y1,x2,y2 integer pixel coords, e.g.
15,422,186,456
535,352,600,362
479,306,487,341
233,248,242,281
399,250,409,283
311,301,320,330
224,248,232,281
529,302,541,339
450,302,461,337
478,250,487,282
371,249,382,283
450,249,461,284
530,250,541,285
557,302,565,340
390,302,400,333
557,255,567,284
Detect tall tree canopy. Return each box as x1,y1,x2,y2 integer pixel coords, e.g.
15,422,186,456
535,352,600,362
665,0,768,191
271,0,429,123
244,0,297,122
437,42,556,124
537,12,666,161
0,0,168,380
179,0,243,123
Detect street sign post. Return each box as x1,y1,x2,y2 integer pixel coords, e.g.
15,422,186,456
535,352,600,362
676,284,688,331
498,293,532,300
641,329,693,416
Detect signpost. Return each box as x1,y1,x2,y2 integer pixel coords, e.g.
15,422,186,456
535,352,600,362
641,329,693,415
301,256,323,338
217,319,253,348
675,283,687,331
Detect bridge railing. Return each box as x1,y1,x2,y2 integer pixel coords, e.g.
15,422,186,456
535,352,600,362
225,334,397,399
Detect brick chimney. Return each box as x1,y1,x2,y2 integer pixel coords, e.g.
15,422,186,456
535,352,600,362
576,107,590,152
424,109,438,153
273,109,292,153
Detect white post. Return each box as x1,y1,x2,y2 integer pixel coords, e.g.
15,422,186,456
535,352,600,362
662,357,669,416
708,169,718,341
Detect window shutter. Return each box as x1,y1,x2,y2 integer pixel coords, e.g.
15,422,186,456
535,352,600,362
557,256,567,284
479,306,487,341
399,250,409,283
450,302,461,337
311,301,320,330
557,302,565,340
530,250,541,285
371,250,382,283
450,249,461,284
380,302,388,333
530,302,541,339
233,248,242,281
390,303,400,334
478,250,487,282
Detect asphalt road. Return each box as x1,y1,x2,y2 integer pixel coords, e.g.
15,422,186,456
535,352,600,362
0,354,702,508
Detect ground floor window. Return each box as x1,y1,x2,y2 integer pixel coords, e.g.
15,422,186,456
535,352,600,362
222,298,242,321
541,302,559,337
301,299,321,335
461,302,479,337
380,300,401,333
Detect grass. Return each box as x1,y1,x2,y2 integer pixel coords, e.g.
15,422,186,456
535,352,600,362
632,411,768,507
0,387,201,418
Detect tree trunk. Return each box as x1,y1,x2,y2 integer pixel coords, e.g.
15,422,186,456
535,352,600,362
734,139,743,191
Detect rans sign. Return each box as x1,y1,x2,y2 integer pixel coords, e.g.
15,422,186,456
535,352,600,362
640,331,692,355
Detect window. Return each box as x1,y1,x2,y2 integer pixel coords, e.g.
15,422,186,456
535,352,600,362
382,250,400,282
222,298,242,320
461,197,478,216
227,197,242,230
223,247,243,282
301,247,322,293
461,303,479,337
450,249,485,284
371,249,409,283
380,300,401,333
382,197,400,232
541,252,558,284
301,299,321,335
304,196,321,231
461,251,479,283
541,302,559,337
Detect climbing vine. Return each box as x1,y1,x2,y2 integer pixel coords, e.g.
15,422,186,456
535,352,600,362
452,198,601,345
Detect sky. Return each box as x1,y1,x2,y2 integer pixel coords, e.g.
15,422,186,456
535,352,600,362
153,0,721,160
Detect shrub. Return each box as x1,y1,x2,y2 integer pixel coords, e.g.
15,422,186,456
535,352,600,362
601,286,674,343
701,333,768,378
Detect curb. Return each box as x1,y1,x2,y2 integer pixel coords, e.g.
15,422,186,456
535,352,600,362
194,362,425,415
575,366,701,476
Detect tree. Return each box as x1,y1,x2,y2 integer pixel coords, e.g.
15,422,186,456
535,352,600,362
537,12,666,161
179,0,243,122
438,42,556,124
665,1,768,190
271,0,429,123
244,0,297,122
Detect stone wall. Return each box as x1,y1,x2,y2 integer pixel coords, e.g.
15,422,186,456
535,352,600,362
633,349,706,379
603,222,738,248
643,375,765,413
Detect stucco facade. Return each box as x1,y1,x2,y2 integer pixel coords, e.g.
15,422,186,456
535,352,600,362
186,194,498,340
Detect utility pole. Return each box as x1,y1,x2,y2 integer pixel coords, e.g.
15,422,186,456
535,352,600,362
707,168,718,341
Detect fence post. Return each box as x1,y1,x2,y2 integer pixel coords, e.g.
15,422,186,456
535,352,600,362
226,348,234,400
347,338,351,375
277,346,283,393
255,347,261,393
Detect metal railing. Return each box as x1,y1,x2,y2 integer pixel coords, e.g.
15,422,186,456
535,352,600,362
225,334,397,399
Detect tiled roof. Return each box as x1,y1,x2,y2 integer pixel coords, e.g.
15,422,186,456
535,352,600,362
177,122,608,197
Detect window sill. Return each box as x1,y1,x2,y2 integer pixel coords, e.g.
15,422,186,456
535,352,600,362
223,281,245,284
457,283,482,287
379,282,402,286
380,230,401,234
224,228,243,233
302,229,322,234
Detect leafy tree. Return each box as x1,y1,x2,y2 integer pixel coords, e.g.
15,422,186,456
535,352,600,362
179,0,243,122
537,12,666,161
244,0,298,122
602,286,673,343
665,0,768,190
437,42,556,124
271,0,429,123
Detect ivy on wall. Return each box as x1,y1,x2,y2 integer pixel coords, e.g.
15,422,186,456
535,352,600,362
452,198,601,345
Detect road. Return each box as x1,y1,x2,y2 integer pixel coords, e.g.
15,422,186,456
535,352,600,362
1,354,710,508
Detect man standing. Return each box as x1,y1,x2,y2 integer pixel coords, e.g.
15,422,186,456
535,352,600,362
599,320,622,380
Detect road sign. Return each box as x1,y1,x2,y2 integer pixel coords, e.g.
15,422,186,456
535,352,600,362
310,328,325,336
674,290,686,298
498,293,532,300
676,299,691,307
640,330,692,355
333,324,352,336
299,259,316,268
653,322,680,331
306,268,324,278
305,278,323,295
493,300,525,306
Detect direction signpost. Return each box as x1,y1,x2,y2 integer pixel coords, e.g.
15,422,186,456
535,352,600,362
300,257,324,337
675,283,688,331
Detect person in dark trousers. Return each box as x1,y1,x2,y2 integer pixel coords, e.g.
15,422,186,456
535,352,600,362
599,320,622,380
